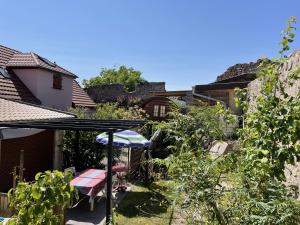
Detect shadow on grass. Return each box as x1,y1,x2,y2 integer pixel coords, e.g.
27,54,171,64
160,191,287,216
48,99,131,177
115,189,169,218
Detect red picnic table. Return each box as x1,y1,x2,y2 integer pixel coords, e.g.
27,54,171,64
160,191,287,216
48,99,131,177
70,166,128,211
70,169,107,211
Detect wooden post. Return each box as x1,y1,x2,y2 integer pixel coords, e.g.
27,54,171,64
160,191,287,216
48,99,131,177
74,131,80,170
106,130,113,225
0,138,2,168
145,124,152,185
12,167,17,190
19,150,24,182
0,131,3,168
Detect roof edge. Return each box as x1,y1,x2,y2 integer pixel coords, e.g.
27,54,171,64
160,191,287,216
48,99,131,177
0,97,76,118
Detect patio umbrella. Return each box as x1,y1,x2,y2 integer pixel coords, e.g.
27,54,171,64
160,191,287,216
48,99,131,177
96,130,151,148
96,129,151,224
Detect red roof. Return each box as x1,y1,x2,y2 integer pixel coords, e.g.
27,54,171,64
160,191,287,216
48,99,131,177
72,81,96,108
0,45,20,67
0,45,40,104
1,44,95,108
0,69,41,104
6,52,77,78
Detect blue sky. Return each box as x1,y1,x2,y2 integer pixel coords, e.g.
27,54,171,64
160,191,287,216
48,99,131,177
1,0,300,90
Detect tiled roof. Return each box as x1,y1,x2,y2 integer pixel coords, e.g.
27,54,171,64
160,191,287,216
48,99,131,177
0,69,41,104
0,98,75,122
0,45,20,67
72,81,96,108
6,52,77,78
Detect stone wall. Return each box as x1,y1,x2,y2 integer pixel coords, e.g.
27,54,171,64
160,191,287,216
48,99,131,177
247,48,300,194
85,82,166,103
248,49,300,103
216,60,262,82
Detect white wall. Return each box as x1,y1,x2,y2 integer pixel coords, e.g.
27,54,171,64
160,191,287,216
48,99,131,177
13,68,73,110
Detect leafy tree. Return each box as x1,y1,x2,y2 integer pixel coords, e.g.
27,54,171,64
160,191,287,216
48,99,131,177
83,65,147,92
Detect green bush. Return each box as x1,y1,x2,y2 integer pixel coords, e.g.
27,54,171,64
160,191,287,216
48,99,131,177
7,171,78,225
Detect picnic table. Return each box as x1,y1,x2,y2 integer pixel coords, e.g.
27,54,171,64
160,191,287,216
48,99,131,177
70,169,107,211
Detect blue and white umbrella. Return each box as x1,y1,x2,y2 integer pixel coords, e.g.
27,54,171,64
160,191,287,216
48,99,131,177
96,130,151,148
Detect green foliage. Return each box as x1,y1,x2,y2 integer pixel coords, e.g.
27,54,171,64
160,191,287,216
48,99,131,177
153,103,236,224
63,103,148,170
158,103,225,154
7,171,78,225
236,16,300,224
83,65,147,92
154,17,300,225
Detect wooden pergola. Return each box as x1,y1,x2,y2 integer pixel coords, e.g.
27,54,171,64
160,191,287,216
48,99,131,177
0,118,147,224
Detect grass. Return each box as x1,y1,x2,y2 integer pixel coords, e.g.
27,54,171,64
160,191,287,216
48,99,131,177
114,180,176,225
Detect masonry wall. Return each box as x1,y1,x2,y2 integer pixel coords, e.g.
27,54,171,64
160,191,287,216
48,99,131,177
85,82,166,103
248,49,300,103
0,130,54,192
247,48,300,196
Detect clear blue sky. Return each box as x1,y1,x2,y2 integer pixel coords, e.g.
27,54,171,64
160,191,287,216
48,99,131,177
1,0,300,90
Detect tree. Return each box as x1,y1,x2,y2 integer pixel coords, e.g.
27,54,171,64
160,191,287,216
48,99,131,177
83,65,147,92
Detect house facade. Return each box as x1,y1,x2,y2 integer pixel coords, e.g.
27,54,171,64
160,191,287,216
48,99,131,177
0,45,96,110
0,44,95,192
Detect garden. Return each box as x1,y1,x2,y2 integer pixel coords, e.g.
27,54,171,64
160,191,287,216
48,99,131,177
1,17,300,225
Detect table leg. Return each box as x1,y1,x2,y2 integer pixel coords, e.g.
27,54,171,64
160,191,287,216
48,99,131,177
90,197,94,211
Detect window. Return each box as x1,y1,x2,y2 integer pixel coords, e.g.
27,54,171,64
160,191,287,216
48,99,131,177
160,105,166,117
53,74,62,89
153,105,159,117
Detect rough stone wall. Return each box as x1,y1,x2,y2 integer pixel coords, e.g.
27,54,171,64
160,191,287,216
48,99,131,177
247,48,300,194
248,49,300,104
85,82,166,103
216,60,262,82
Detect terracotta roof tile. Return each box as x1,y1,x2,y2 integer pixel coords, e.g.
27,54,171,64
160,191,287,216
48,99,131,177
0,98,75,122
6,52,77,78
0,69,41,104
72,81,96,108
0,45,20,67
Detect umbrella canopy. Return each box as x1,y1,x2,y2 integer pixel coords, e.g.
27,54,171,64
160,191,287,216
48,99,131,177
96,130,151,148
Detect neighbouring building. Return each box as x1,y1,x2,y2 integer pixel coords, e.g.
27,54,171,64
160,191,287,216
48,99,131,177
86,82,193,120
193,60,261,115
0,44,95,192
0,44,96,110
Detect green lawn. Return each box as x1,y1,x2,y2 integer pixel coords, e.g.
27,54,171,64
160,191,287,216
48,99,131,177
114,181,175,225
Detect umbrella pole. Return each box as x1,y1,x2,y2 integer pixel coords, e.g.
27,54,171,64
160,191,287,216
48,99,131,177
106,130,113,225
128,147,131,172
